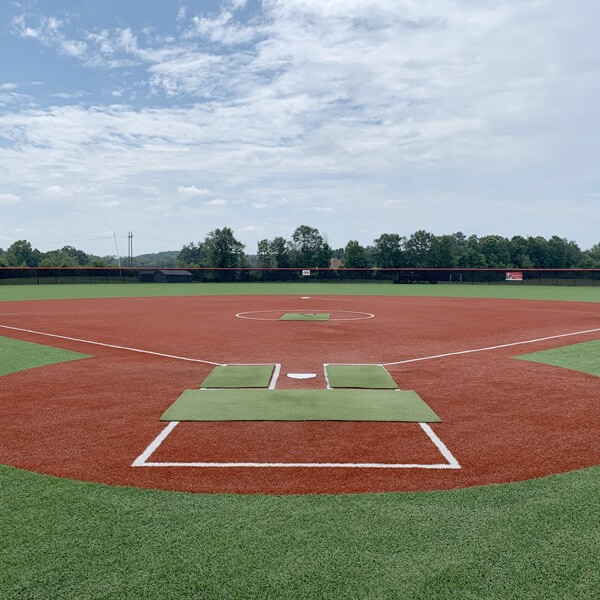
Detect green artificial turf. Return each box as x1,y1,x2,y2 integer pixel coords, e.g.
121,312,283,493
326,364,397,389
279,312,330,321
200,365,275,388
0,336,91,377
1,282,599,302
160,389,440,422
515,340,600,377
1,464,599,599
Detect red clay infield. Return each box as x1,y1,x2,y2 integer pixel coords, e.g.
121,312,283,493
0,294,599,495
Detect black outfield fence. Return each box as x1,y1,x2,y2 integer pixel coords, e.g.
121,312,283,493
0,267,599,286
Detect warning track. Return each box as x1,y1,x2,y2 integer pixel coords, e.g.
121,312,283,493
0,294,599,494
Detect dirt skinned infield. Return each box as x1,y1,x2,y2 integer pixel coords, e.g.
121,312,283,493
0,294,599,494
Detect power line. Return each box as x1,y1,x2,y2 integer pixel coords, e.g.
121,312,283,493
31,236,125,246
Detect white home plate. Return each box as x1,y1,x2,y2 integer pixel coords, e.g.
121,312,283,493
301,296,311,299
287,373,317,379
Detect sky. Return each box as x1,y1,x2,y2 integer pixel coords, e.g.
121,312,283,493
0,0,599,257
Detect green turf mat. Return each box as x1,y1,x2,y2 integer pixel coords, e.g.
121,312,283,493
279,312,331,321
0,336,91,377
160,389,440,422
326,364,397,389
514,339,600,377
200,365,275,388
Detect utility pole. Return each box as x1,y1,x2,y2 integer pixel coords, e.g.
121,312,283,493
128,231,133,266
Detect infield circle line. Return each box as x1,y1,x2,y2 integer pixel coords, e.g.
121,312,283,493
236,309,375,321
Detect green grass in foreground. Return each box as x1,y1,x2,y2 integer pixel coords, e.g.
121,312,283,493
0,282,599,302
0,335,90,377
1,465,599,599
515,340,600,377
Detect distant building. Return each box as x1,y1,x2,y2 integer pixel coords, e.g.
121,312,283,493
330,258,343,269
139,269,193,283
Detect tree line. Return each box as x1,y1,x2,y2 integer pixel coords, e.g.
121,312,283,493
1,227,599,269
178,226,600,270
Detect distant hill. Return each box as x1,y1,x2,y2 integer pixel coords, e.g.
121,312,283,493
131,251,180,268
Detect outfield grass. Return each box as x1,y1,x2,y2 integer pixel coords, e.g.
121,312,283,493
1,284,599,598
515,340,600,378
0,282,599,302
0,336,91,377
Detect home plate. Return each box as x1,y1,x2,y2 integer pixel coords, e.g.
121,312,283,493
287,373,317,379
301,296,311,299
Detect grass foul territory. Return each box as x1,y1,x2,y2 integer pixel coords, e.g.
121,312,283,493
278,312,331,321
515,339,600,377
326,364,397,389
160,389,441,422
200,365,275,388
0,336,90,377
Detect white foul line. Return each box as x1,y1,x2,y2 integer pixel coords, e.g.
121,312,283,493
381,327,600,366
0,324,224,366
419,423,460,469
132,421,179,467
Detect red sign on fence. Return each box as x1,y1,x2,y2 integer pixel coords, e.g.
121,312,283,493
505,271,523,281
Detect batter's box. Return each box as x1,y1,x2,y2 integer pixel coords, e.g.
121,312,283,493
132,420,460,469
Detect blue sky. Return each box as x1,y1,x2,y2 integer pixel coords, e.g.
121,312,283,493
1,0,599,256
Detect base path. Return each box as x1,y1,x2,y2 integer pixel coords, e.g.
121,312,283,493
0,294,599,494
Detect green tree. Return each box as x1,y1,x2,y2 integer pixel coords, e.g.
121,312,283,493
373,233,404,268
404,230,434,267
343,240,370,268
63,246,89,266
509,236,531,268
478,235,511,268
4,240,41,266
526,236,550,268
203,228,245,268
290,225,328,267
547,236,581,268
579,243,600,268
256,239,273,268
456,235,487,267
39,250,79,267
314,241,333,268
177,242,204,267
428,235,460,268
270,237,292,268
39,246,89,267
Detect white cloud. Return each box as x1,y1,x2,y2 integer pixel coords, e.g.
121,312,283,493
100,200,121,208
177,184,211,196
2,1,600,252
0,193,22,205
